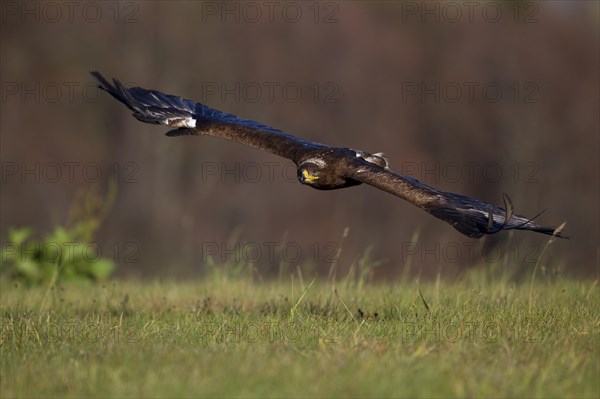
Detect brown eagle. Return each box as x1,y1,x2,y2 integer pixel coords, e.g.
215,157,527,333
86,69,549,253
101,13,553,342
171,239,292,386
91,72,566,239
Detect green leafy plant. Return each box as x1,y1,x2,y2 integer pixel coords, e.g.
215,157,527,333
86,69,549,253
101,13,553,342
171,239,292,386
1,226,115,285
1,185,117,285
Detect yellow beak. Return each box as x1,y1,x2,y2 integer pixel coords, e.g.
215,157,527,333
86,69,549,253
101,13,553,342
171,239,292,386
302,169,319,182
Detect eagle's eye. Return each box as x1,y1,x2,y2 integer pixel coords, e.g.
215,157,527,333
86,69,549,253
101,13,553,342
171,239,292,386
299,168,319,183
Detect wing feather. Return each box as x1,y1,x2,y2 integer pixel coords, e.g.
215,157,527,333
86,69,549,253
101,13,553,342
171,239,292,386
344,158,567,238
91,71,324,162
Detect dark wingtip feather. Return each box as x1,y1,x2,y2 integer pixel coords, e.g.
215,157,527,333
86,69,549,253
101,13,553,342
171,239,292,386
90,71,114,92
90,71,130,106
512,212,568,239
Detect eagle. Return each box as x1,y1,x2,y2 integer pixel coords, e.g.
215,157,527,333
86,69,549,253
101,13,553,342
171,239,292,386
91,71,566,239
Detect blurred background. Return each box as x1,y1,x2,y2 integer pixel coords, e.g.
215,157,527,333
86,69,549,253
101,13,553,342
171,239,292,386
1,1,598,280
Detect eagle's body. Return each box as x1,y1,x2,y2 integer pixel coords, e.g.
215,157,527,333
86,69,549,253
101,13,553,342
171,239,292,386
92,72,566,239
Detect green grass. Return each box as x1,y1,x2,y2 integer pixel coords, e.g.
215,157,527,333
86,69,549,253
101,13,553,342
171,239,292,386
1,273,598,398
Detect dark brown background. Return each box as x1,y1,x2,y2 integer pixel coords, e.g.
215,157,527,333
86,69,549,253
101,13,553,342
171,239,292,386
1,1,598,279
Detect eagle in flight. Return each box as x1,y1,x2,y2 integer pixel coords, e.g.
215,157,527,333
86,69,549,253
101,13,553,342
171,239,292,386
92,72,566,239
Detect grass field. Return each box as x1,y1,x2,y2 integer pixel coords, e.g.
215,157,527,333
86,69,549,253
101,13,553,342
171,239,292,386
1,268,598,398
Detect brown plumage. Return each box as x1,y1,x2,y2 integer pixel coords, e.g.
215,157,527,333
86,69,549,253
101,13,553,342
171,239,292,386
91,71,567,239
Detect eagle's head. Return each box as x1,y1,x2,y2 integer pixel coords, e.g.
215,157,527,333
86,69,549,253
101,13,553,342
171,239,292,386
297,157,360,190
297,160,323,186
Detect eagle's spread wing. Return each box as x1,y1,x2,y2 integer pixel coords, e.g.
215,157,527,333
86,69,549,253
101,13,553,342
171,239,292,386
93,72,566,239
343,158,567,238
91,71,324,162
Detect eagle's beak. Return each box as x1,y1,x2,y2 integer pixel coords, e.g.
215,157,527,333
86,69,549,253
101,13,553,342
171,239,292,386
302,169,319,182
